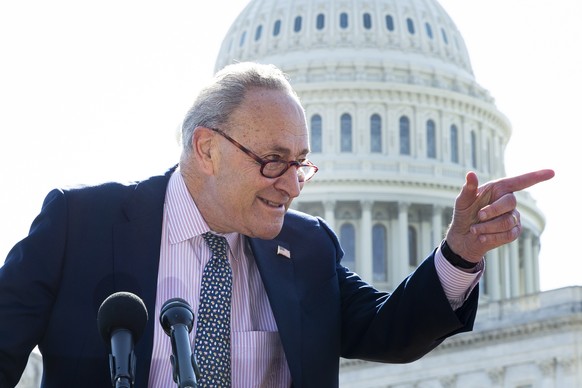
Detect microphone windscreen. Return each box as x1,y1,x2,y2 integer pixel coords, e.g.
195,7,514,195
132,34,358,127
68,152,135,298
97,291,148,344
159,297,194,334
160,297,191,316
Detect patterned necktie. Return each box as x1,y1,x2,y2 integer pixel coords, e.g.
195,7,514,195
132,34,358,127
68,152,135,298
195,232,232,387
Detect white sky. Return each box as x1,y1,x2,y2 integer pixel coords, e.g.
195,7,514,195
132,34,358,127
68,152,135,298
0,0,579,291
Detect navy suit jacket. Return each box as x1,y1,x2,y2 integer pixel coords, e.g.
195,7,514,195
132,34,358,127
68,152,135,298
0,167,478,387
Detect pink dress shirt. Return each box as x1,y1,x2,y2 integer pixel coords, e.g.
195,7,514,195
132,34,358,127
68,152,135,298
148,170,482,387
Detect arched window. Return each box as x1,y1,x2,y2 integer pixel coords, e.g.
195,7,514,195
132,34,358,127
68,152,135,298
408,226,418,267
363,13,372,30
310,114,322,153
453,36,460,50
406,18,415,34
316,13,325,30
273,20,281,36
425,22,433,39
471,130,478,168
426,119,436,158
294,16,302,32
340,223,356,271
239,31,247,47
254,25,263,41
340,12,349,29
373,224,387,282
385,15,395,31
341,113,352,152
370,114,382,153
399,116,411,155
441,27,448,44
486,138,492,173
450,124,459,163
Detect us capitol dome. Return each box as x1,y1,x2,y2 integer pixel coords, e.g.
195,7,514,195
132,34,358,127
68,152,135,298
215,0,543,299
212,0,582,387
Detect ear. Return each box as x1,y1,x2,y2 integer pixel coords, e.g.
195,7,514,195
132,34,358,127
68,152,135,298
192,126,218,174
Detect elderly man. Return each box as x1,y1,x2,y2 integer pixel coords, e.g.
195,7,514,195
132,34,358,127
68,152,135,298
0,62,554,387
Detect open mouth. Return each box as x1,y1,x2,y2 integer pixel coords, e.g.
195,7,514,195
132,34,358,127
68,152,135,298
259,197,285,209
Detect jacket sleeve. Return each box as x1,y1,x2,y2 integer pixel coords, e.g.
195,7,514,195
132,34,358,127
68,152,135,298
329,222,479,363
0,189,68,387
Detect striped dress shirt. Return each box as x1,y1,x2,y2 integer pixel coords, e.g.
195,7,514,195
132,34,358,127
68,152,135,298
148,171,291,387
148,170,482,387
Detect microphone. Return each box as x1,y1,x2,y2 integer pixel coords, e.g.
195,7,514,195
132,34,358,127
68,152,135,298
159,298,199,388
97,291,148,388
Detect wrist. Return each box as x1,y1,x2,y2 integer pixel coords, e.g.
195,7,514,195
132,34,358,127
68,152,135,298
440,240,478,269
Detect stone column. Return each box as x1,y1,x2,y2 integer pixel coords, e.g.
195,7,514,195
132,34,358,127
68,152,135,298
533,238,541,291
324,200,336,231
501,246,511,299
397,202,410,282
420,208,432,258
389,208,399,291
432,205,443,248
510,241,520,297
486,248,501,300
523,231,534,294
360,201,373,281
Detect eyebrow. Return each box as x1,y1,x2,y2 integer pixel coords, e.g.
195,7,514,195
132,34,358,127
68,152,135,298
268,145,311,160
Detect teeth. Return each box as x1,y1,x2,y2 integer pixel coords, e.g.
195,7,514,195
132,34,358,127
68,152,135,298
263,198,281,207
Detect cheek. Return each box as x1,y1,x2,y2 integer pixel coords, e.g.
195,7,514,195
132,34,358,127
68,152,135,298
216,165,259,204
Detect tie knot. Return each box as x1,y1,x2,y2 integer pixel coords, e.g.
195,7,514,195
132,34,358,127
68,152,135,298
202,232,228,258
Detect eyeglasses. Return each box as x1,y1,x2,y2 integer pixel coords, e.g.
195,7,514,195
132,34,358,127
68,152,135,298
208,127,318,182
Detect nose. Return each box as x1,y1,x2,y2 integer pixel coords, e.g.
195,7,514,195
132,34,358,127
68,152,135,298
274,165,303,198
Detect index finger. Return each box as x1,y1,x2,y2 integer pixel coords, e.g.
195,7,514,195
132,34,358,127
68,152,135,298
496,169,555,193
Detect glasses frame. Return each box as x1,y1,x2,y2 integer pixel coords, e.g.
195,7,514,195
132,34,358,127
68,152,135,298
207,127,318,182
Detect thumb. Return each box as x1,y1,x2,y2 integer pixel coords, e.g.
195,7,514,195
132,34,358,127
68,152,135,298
455,171,479,211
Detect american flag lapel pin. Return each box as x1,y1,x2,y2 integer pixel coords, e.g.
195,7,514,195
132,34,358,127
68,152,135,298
277,245,291,259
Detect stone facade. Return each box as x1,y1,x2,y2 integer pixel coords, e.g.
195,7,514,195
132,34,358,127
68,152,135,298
216,0,546,303
339,286,582,387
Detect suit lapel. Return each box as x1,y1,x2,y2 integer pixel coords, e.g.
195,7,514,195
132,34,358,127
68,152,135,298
107,166,303,385
112,168,174,386
249,238,303,384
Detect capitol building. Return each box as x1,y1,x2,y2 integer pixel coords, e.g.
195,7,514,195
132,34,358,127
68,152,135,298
17,0,582,387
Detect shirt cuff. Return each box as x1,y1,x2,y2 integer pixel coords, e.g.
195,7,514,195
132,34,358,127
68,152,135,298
434,246,484,311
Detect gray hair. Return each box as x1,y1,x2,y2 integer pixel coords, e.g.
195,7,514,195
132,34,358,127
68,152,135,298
181,62,301,153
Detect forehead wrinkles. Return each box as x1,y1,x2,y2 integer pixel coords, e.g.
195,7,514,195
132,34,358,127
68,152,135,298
240,128,309,160
271,130,310,157
236,89,304,125
228,90,309,154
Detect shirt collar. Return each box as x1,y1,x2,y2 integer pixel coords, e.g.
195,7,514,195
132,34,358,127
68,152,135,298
165,170,241,257
165,169,210,244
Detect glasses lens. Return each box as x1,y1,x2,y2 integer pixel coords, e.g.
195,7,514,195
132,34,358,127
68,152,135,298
262,160,289,178
262,161,317,181
298,166,316,182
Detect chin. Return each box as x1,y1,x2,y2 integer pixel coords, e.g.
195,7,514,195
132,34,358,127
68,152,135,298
256,229,283,240
251,221,284,240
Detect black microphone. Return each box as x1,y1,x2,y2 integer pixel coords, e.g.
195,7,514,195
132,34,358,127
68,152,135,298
97,291,148,388
159,298,199,388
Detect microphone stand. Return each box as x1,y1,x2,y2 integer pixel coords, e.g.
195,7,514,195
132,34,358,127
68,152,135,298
108,329,137,388
170,350,200,388
160,298,199,388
